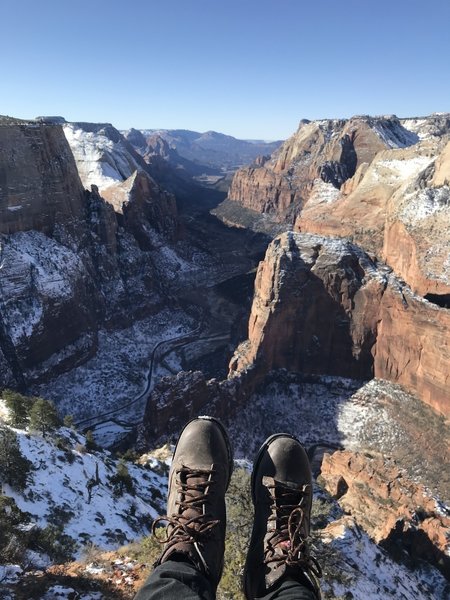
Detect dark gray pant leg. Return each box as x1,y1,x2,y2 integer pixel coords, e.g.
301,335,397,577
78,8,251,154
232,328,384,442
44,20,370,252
259,578,319,600
134,560,216,600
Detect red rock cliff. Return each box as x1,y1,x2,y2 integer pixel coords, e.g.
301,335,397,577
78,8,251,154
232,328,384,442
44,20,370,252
226,113,450,296
230,232,450,415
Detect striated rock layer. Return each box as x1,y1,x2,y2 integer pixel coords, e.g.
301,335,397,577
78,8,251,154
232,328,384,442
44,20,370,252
230,232,450,415
226,113,450,296
0,117,85,235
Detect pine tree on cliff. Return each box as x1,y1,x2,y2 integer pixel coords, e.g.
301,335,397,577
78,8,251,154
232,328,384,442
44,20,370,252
2,389,32,428
0,426,31,491
110,459,134,497
29,398,60,437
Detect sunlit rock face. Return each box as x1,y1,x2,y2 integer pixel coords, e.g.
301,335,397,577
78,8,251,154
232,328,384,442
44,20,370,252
227,113,450,296
320,450,450,579
230,232,450,416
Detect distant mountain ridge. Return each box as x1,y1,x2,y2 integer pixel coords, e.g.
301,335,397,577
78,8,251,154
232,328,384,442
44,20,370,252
123,127,283,171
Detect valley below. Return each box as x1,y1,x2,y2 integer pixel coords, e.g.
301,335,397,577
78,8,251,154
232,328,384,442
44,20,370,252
0,113,449,599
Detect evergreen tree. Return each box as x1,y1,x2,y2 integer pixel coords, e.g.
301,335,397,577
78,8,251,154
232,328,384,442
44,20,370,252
2,389,32,428
63,414,75,429
85,430,97,451
29,398,60,437
110,459,134,496
0,426,31,491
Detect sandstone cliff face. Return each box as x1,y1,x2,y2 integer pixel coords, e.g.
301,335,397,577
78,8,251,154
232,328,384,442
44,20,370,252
230,232,450,415
381,143,450,296
227,115,418,222
299,137,450,296
320,450,450,577
227,113,450,296
101,171,178,249
229,232,383,380
64,122,179,242
0,118,181,387
0,118,85,235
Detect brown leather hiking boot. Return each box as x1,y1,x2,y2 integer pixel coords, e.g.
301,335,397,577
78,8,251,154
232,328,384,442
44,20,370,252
244,434,321,599
152,416,233,589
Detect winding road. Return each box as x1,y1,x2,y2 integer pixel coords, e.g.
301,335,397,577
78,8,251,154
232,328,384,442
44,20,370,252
73,324,228,435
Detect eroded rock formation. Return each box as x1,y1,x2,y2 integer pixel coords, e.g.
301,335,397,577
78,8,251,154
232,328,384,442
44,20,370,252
225,113,450,296
0,118,181,387
230,232,450,415
142,369,261,444
227,115,418,220
320,450,450,577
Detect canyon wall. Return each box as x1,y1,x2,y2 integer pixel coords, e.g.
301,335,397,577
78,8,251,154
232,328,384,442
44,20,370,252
227,115,417,221
0,118,85,235
226,114,450,296
230,233,450,415
0,118,181,387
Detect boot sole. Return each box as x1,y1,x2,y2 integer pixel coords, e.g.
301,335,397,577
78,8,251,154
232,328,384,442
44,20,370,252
172,415,234,489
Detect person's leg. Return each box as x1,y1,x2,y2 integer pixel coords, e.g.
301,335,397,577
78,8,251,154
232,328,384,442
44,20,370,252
256,577,318,600
244,434,321,600
133,416,234,599
134,559,215,600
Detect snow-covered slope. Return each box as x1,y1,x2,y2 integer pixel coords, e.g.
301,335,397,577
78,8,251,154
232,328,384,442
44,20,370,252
1,417,167,557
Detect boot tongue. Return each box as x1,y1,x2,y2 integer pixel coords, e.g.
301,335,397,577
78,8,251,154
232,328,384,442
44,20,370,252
177,467,212,525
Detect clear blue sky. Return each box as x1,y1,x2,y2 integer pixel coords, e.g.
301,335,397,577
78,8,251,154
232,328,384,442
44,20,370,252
2,0,449,139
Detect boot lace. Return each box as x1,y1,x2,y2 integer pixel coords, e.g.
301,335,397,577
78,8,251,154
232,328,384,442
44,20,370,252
264,481,322,580
152,466,219,548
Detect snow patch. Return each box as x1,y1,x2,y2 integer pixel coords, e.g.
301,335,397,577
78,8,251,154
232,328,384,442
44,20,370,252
321,521,448,599
376,156,433,180
0,231,85,343
0,564,22,584
307,179,341,205
372,121,419,148
3,426,167,555
401,185,450,221
63,124,141,192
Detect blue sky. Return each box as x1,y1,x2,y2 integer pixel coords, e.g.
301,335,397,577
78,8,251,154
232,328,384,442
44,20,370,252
2,0,449,139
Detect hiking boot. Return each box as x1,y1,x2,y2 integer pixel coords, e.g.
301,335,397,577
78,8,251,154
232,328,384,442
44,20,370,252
244,434,321,599
152,416,233,589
